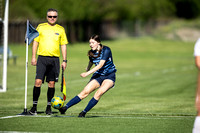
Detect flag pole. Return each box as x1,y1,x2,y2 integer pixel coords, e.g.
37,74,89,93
20,20,29,115
19,37,28,115
19,20,39,115
20,38,28,115
24,37,29,113
61,67,66,101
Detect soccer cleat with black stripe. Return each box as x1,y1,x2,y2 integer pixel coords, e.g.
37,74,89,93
78,111,86,117
45,106,52,115
59,106,67,114
28,107,37,115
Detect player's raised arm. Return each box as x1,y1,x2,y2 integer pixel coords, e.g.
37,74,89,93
81,60,105,78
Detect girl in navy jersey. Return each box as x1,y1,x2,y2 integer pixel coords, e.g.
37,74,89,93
59,35,117,117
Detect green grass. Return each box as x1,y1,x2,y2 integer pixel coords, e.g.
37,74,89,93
0,37,197,132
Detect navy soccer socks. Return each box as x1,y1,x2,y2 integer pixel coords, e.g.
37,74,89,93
83,97,98,113
59,95,81,114
65,95,81,109
60,96,99,117
78,97,98,117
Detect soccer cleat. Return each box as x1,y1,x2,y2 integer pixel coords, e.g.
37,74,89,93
28,107,37,115
78,111,86,117
59,106,67,114
45,106,52,115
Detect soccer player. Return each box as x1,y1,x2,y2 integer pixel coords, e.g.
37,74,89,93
28,8,68,115
193,38,200,133
59,34,117,117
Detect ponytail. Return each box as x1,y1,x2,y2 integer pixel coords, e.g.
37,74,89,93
88,44,103,58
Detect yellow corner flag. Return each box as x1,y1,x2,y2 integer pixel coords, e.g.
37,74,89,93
61,67,67,101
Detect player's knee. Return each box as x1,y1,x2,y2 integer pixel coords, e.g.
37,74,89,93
35,80,42,87
94,91,103,100
48,81,55,88
78,90,90,99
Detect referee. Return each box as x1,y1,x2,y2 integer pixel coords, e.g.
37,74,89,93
28,8,68,115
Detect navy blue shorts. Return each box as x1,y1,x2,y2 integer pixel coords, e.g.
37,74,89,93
90,72,116,87
36,56,60,83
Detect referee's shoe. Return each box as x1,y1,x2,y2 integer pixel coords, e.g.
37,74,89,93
45,106,52,115
28,107,37,115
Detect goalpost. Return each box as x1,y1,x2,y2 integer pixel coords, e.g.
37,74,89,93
0,0,9,92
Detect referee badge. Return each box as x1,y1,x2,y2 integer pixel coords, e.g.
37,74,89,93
55,33,59,35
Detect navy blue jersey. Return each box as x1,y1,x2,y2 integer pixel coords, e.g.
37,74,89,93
89,46,117,75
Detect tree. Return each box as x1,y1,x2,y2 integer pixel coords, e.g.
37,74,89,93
170,0,200,19
9,0,177,21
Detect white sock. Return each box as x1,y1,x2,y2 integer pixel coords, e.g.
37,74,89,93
193,116,200,133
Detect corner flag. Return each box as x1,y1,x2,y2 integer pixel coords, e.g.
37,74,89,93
61,67,67,101
25,20,39,45
20,20,39,115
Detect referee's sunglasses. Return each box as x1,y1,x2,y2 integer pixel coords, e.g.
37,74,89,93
48,16,57,18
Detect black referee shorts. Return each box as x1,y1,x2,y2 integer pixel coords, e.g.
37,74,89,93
36,56,60,83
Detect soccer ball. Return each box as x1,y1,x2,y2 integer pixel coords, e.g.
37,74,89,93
51,96,64,109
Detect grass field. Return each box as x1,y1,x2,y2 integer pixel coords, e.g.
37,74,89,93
0,37,197,133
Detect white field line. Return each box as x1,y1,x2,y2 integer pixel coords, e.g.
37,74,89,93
0,115,52,120
0,114,194,120
0,131,44,133
0,115,22,119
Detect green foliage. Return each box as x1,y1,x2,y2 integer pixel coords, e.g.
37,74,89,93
9,0,177,21
129,0,175,20
170,0,200,19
